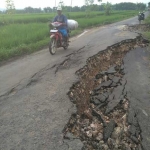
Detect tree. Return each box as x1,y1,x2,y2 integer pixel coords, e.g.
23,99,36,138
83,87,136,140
136,3,146,11
97,0,102,5
85,0,94,6
104,2,112,15
44,7,52,13
52,7,57,12
72,6,81,12
24,7,34,13
58,1,64,8
5,0,15,14
44,7,48,13
91,4,99,11
85,0,95,17
114,2,137,10
58,1,66,11
99,3,105,11
148,2,150,11
81,5,86,11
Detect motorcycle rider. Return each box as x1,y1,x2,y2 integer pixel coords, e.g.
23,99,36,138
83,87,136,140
141,11,145,20
138,12,142,24
138,11,145,23
53,7,68,45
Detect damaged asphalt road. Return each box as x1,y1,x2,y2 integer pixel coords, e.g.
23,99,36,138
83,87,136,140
124,47,150,149
0,14,150,150
66,37,149,150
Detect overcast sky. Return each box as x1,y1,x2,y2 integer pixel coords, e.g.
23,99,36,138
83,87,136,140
1,0,149,9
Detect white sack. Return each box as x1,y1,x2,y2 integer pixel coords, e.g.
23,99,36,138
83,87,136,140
67,19,78,30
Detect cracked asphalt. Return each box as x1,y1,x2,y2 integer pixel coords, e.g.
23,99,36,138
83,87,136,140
0,13,150,150
124,47,150,149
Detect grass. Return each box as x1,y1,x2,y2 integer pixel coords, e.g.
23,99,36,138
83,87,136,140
144,15,150,24
0,10,138,62
143,15,150,40
0,23,48,49
144,32,150,40
0,39,49,61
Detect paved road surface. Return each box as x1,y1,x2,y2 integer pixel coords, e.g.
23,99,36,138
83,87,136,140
0,14,149,149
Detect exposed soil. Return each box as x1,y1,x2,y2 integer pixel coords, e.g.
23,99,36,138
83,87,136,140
63,36,149,150
127,24,150,32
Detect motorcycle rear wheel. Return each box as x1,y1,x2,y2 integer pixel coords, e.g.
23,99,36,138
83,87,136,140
49,38,57,55
63,44,68,50
63,40,69,50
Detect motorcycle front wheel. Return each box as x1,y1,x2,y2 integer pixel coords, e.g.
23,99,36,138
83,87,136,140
63,38,69,50
49,38,57,55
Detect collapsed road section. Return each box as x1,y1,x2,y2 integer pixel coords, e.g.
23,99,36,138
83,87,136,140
64,36,149,150
127,24,150,32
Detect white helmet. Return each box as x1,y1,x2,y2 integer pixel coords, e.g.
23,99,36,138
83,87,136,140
57,7,62,11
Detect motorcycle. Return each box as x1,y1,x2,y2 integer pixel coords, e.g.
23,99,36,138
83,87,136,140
138,13,145,24
49,22,69,55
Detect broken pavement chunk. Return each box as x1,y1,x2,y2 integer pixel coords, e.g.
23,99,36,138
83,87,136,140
92,109,106,126
130,135,139,144
103,120,117,142
106,66,117,74
128,125,136,136
93,92,110,103
112,76,120,83
105,85,125,114
94,80,113,91
91,98,101,105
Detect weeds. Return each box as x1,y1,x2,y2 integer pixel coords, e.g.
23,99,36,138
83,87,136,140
144,15,150,40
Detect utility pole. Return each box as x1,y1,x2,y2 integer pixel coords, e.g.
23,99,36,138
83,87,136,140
53,0,56,15
70,0,72,12
55,0,56,7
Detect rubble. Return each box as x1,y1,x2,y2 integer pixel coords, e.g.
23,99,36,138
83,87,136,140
64,36,147,150
127,24,150,32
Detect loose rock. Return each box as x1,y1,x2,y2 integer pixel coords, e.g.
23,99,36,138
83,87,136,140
103,120,117,142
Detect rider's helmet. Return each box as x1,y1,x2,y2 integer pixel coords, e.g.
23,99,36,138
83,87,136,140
57,7,62,11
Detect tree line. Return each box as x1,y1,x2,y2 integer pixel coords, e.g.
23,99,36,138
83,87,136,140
0,2,147,14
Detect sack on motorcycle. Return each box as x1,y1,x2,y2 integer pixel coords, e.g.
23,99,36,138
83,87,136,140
67,19,78,30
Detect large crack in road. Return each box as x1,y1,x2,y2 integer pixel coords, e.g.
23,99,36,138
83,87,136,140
63,36,149,150
55,46,86,74
128,24,150,32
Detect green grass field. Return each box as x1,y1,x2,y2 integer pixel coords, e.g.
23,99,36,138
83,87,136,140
0,10,138,62
144,14,150,24
144,15,150,40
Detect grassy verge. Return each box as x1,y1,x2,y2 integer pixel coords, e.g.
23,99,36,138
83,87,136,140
144,15,150,40
143,31,150,40
0,11,138,62
0,39,49,61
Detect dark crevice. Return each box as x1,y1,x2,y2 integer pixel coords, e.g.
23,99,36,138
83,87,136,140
55,46,86,74
64,36,148,150
55,58,71,74
65,46,85,58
